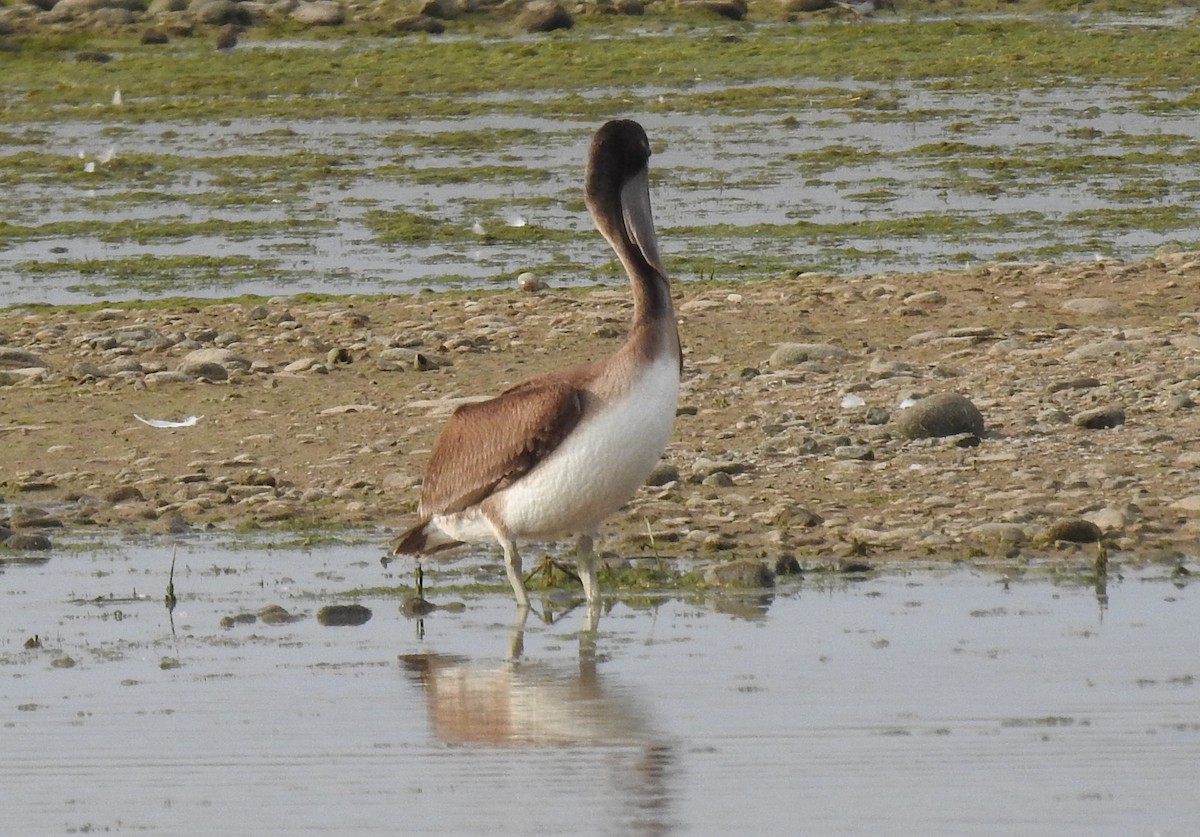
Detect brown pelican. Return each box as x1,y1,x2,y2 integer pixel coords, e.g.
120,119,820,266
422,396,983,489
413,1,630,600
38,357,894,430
392,119,681,610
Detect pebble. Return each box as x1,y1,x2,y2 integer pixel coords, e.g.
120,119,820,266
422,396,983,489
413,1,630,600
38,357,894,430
8,506,63,528
703,558,774,588
377,347,435,371
864,406,890,425
0,348,46,368
1046,376,1101,393
692,0,748,19
517,0,573,32
774,554,802,575
1036,518,1104,544
180,347,251,372
221,612,258,628
968,522,1028,547
144,370,196,386
4,532,53,550
421,0,461,19
1063,297,1123,315
902,289,946,308
148,510,191,534
104,486,145,503
833,444,874,461
769,342,849,366
392,14,445,33
690,457,749,480
194,0,247,25
1169,495,1200,513
283,357,325,373
893,392,985,439
762,503,823,528
177,360,228,381
517,272,545,292
1065,339,1138,362
645,463,680,486
290,0,345,25
258,604,301,624
316,604,372,626
1072,405,1125,429
1163,394,1195,413
1084,507,1127,533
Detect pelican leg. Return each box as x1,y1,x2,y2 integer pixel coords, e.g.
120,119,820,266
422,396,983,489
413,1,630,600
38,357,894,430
501,539,530,608
507,604,530,660
576,533,600,605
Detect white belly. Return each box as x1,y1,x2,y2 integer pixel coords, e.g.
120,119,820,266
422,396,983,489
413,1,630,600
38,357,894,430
494,353,679,540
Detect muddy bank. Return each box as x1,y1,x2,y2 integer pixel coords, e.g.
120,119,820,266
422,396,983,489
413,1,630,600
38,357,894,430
2,252,1199,571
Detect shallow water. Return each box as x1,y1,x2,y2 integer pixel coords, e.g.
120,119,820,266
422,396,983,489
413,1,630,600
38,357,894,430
3,79,1200,304
2,538,1197,834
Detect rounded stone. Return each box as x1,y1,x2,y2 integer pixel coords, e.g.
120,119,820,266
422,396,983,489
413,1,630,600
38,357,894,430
179,347,251,372
258,604,300,624
0,348,47,368
291,0,344,25
703,558,775,588
192,0,249,24
833,444,874,461
645,463,680,486
5,532,53,551
1072,405,1125,430
104,485,145,504
392,14,446,32
9,506,63,528
517,271,545,292
1063,297,1123,315
316,604,373,626
894,392,985,440
177,360,228,381
1037,518,1104,545
769,342,849,366
517,1,573,32
420,0,460,18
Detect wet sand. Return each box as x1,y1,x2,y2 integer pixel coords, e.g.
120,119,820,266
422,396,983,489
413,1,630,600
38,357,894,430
3,252,1199,573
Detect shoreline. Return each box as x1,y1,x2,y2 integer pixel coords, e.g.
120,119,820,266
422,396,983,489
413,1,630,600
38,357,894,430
3,253,1199,577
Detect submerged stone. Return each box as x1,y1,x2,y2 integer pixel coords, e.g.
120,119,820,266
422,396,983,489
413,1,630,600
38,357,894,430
317,604,372,626
704,558,775,588
258,604,301,624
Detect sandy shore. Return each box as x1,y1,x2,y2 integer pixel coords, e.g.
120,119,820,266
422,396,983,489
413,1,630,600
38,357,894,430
2,253,1199,573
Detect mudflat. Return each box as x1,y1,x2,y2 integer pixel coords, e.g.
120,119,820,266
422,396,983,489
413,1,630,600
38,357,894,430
3,252,1198,570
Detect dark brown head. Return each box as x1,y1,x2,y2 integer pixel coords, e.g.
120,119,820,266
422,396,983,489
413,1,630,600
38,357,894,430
584,119,668,287
585,119,652,206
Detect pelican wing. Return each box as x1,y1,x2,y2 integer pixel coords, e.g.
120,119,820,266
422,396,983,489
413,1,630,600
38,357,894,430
417,379,585,517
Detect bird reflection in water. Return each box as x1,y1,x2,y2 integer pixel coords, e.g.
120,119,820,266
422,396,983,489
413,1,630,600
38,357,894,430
399,609,674,830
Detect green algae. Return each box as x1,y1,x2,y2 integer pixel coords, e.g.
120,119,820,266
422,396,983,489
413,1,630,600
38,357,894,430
0,217,331,246
3,13,1200,295
6,19,1200,124
13,254,285,296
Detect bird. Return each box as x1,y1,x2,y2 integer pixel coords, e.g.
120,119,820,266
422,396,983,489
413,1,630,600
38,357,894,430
391,119,681,611
834,0,894,21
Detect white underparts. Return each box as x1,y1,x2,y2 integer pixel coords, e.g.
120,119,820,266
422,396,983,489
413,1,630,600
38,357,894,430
431,352,679,545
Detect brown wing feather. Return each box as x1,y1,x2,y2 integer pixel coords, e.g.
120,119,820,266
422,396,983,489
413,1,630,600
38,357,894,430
417,379,585,517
